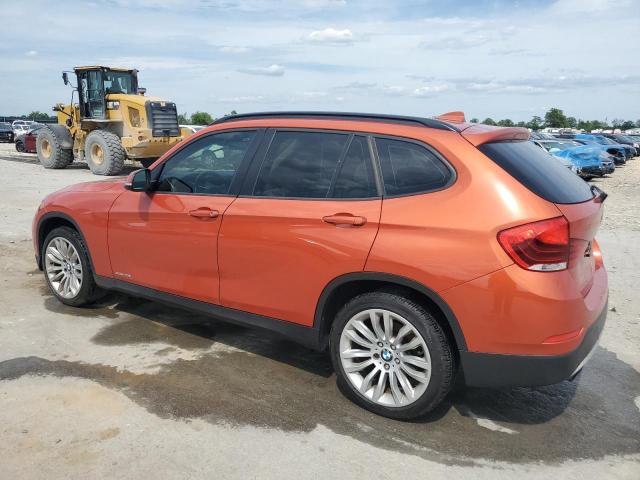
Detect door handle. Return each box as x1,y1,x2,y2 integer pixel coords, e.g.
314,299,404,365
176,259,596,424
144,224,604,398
188,208,220,218
322,214,367,226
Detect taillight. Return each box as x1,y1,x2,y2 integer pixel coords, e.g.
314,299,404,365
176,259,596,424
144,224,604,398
498,216,569,272
592,238,604,269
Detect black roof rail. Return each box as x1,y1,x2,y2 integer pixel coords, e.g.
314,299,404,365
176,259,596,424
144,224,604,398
210,111,460,132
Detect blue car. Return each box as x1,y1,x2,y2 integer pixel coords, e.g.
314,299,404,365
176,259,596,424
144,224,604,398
574,134,629,164
533,139,615,179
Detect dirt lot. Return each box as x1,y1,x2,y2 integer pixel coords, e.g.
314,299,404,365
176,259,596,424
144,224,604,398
0,142,638,479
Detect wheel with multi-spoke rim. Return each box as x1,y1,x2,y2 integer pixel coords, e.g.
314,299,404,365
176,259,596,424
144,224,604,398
330,291,455,419
42,226,103,306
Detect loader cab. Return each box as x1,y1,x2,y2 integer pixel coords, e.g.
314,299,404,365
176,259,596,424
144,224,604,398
74,67,138,120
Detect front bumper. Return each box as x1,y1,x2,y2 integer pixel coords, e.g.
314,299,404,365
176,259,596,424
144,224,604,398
460,299,607,387
582,165,609,176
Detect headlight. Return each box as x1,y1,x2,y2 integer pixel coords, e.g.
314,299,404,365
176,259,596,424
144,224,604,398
106,101,120,110
128,107,141,127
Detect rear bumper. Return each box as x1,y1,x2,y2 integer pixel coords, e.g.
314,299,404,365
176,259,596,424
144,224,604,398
460,299,607,387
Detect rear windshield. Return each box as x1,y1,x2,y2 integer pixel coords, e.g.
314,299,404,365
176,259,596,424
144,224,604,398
479,140,593,204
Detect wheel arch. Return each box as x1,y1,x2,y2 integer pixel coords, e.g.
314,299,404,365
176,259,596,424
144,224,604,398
37,212,94,272
314,272,467,353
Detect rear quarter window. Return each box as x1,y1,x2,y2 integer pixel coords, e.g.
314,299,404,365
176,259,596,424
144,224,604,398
375,137,454,196
479,141,593,204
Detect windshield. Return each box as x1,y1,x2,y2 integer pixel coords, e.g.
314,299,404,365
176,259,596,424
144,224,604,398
104,71,136,95
542,141,578,151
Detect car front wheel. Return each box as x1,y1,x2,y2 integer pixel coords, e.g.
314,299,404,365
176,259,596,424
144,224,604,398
330,291,455,419
42,226,103,306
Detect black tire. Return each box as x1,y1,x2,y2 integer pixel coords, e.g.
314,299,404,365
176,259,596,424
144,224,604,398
15,140,25,152
37,126,73,169
42,226,104,307
84,130,126,175
330,291,455,420
139,158,156,168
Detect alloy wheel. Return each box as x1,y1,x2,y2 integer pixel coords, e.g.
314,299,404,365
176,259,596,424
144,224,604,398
45,237,83,299
339,308,432,407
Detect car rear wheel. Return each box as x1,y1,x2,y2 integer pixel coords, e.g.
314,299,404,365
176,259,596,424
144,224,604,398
330,291,455,419
43,227,103,307
15,140,25,152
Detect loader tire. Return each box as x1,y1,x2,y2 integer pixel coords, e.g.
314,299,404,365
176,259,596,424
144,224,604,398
37,126,73,169
85,130,126,176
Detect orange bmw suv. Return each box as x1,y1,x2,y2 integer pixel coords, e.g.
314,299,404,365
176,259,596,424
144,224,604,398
33,111,608,419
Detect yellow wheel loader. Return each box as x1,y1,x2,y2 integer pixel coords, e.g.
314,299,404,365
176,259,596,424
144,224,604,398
37,66,188,175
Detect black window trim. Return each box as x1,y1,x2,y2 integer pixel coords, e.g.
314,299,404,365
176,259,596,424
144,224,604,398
149,128,265,198
238,127,384,201
370,133,458,199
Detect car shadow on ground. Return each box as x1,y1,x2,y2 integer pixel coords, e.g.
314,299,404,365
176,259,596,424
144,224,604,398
29,287,640,464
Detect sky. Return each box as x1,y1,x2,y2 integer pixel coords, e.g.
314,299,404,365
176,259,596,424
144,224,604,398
1,0,639,122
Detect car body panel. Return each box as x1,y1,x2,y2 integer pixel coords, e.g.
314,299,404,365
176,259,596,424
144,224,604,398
219,197,382,325
107,190,236,303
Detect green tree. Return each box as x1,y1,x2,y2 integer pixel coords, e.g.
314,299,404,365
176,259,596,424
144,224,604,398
482,117,497,126
26,111,53,121
516,121,526,127
190,111,214,125
620,120,635,131
470,118,479,123
566,117,577,128
544,108,567,128
177,113,190,124
497,119,514,127
526,116,543,130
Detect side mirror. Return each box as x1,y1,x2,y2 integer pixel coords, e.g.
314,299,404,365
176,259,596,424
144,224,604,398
124,168,151,191
62,72,69,85
138,87,146,95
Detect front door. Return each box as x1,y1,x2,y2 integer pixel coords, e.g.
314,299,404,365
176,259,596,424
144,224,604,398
108,129,260,303
219,130,382,325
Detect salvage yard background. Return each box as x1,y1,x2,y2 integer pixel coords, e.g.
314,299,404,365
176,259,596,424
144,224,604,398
0,143,638,478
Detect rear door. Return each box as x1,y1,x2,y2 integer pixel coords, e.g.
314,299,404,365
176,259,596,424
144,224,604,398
218,129,382,326
108,129,261,303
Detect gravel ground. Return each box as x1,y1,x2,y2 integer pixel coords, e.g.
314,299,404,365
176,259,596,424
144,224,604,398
0,142,638,479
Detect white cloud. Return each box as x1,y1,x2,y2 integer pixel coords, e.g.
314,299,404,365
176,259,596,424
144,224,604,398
308,27,354,44
218,46,251,54
218,95,266,103
301,91,328,98
25,50,37,57
238,64,285,76
412,84,452,97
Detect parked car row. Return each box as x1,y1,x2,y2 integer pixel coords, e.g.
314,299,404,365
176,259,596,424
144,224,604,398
1,120,46,143
0,123,15,143
530,131,637,181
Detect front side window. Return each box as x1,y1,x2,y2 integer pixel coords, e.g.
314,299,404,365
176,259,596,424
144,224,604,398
157,130,256,195
375,137,453,196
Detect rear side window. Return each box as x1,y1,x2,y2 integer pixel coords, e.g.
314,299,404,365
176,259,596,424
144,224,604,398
375,138,453,196
479,141,593,204
252,131,377,199
331,136,377,199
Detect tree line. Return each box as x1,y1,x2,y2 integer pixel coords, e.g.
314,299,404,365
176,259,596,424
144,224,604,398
6,108,640,131
470,107,640,131
178,111,237,125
